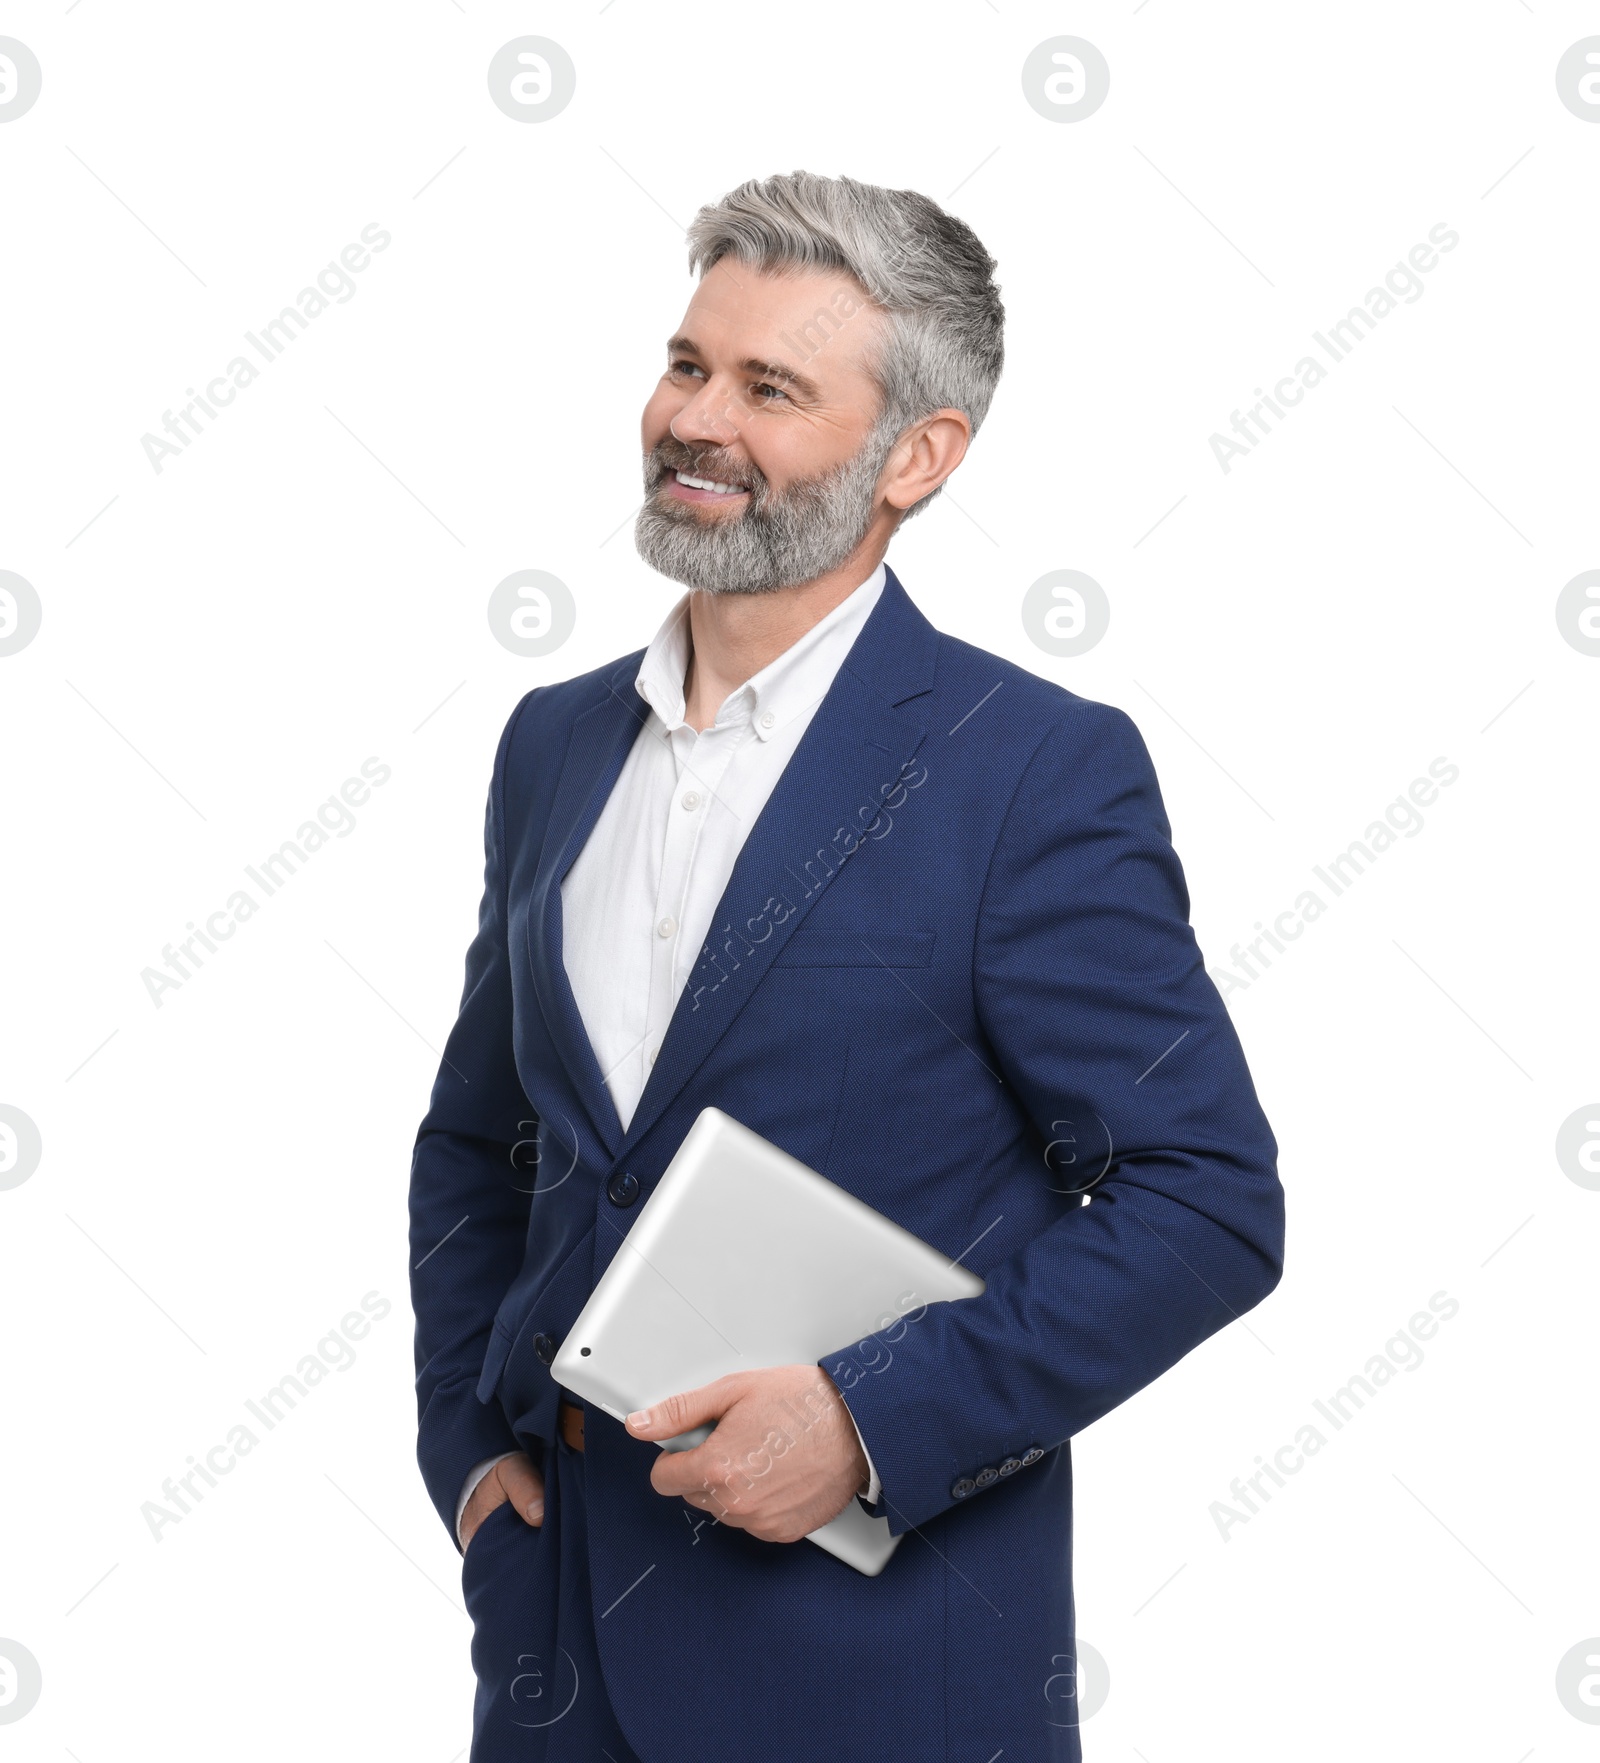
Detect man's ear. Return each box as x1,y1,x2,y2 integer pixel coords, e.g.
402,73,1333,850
881,408,972,512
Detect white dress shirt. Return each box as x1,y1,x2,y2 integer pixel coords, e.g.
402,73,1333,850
455,562,886,1545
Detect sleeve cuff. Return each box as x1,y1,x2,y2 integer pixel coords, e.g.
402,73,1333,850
842,1400,881,1506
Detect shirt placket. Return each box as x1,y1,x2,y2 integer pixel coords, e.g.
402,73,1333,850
641,714,748,1072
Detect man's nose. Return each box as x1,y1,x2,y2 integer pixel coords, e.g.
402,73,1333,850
670,376,749,449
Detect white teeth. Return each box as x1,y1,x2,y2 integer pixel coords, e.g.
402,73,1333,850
676,471,745,495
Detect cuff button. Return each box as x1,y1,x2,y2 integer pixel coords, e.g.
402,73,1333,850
975,1466,999,1486
951,1477,977,1498
998,1457,1021,1476
1021,1446,1044,1466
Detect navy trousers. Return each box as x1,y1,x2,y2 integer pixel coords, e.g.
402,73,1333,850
463,1420,644,1761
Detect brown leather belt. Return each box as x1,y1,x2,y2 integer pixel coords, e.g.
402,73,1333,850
558,1396,585,1452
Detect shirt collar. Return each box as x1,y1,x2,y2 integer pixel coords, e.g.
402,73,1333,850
635,561,886,740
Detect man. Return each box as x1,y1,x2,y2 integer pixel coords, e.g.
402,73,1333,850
409,169,1284,1763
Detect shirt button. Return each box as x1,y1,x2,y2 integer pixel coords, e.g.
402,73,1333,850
681,790,700,811
648,1044,659,1066
657,916,676,938
759,711,775,730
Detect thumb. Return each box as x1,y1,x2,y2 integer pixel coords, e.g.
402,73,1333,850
626,1374,738,1441
497,1452,545,1524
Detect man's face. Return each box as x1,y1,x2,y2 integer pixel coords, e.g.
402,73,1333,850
634,257,900,595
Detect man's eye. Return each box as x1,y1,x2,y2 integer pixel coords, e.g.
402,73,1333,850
668,362,786,403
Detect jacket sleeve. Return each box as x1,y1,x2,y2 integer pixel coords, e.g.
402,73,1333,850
820,700,1285,1537
409,691,541,1544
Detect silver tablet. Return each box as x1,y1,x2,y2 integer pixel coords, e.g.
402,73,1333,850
550,1106,986,1575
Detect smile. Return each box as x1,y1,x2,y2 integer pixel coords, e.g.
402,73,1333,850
670,469,751,502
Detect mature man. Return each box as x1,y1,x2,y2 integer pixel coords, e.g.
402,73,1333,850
409,170,1284,1762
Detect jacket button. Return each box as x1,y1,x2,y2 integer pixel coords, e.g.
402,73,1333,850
951,1477,977,1499
531,1332,555,1365
998,1457,1022,1477
606,1170,640,1206
1021,1446,1044,1466
975,1465,999,1487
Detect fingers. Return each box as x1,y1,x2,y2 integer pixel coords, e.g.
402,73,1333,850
496,1452,545,1527
666,1472,812,1544
650,1439,765,1524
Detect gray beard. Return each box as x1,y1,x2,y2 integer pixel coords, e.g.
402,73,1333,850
632,423,899,596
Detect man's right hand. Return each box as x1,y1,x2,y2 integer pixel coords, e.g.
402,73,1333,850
461,1451,544,1550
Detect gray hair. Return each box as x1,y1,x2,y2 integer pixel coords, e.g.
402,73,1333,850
684,170,1004,520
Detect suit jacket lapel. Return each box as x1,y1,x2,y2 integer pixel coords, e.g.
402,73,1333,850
614,565,939,1162
526,661,648,1161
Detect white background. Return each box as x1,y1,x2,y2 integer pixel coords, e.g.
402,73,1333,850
2,2,1596,1757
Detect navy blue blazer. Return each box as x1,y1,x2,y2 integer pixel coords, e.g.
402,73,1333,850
409,564,1284,1760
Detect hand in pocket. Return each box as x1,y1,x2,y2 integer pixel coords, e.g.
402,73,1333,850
462,1451,544,1551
